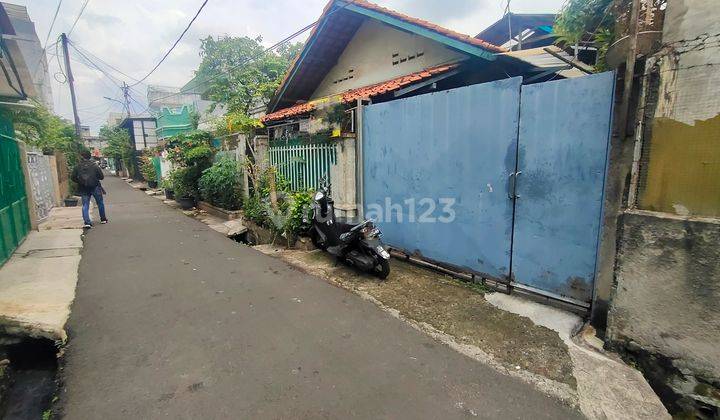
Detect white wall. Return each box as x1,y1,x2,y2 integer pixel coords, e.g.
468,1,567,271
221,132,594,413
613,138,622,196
311,19,465,99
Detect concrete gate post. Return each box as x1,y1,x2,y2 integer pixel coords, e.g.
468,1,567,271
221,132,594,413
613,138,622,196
330,135,357,220
252,135,270,171
235,134,250,199
17,141,39,230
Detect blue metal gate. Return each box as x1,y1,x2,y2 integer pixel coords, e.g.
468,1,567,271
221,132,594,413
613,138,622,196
362,72,615,305
363,78,522,279
510,72,615,303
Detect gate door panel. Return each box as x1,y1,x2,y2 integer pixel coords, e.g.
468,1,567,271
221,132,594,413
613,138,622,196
511,72,615,302
363,78,522,279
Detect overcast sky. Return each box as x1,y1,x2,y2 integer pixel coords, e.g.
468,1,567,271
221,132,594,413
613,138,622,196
15,0,565,133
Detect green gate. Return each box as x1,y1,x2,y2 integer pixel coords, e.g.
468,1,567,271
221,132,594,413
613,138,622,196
0,110,30,265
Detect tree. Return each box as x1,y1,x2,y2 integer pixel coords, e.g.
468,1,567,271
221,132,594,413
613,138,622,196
554,0,614,69
11,101,86,167
101,125,133,175
194,36,303,114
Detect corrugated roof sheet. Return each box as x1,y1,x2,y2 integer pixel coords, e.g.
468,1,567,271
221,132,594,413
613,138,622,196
262,63,457,123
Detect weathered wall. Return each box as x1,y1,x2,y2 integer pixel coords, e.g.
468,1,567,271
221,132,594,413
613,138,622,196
635,0,720,217
608,211,720,378
604,1,720,415
311,19,465,99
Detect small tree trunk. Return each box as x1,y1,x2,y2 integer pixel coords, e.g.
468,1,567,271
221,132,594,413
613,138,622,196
268,166,278,211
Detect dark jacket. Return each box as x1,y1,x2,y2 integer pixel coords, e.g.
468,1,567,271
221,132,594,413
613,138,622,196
71,158,104,194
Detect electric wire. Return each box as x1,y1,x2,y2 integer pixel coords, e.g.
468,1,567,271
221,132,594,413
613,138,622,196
67,0,91,36
137,0,358,109
129,0,210,87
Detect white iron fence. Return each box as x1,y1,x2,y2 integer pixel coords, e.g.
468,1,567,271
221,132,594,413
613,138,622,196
269,142,336,191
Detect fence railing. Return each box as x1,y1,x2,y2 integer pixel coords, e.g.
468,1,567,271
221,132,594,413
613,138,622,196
269,142,336,191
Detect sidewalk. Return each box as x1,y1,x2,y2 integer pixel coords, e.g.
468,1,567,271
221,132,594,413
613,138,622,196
0,206,85,341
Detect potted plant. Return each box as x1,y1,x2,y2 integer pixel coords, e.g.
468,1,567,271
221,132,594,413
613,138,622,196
160,178,174,200
140,155,158,189
170,167,197,210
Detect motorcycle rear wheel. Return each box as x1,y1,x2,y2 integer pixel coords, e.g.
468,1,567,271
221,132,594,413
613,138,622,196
374,259,390,279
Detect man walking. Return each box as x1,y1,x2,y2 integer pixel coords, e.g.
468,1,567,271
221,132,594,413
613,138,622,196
71,150,108,228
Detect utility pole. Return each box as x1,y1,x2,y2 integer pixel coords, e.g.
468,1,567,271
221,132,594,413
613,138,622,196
121,82,131,117
60,33,82,137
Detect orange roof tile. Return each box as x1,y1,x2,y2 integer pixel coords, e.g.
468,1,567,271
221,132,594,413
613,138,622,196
262,64,458,123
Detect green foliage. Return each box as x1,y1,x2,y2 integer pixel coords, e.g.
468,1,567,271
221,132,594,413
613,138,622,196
213,111,264,137
554,0,615,70
101,125,134,175
139,154,157,182
242,194,267,226
164,131,215,199
199,158,244,210
165,131,215,167
12,101,86,167
160,177,174,190
168,166,203,199
285,190,314,235
195,36,303,115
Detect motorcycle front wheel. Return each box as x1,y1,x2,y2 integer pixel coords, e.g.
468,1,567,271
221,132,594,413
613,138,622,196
374,259,390,279
310,229,326,250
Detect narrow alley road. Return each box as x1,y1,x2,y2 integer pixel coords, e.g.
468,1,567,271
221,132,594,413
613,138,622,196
59,175,582,419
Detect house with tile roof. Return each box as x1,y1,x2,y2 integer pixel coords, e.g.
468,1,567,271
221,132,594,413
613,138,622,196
262,0,511,130
256,0,588,218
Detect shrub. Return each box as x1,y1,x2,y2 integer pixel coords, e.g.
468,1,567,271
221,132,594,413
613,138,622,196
169,166,203,199
165,131,215,167
285,190,314,235
164,131,215,199
139,155,157,182
199,158,243,210
243,195,268,226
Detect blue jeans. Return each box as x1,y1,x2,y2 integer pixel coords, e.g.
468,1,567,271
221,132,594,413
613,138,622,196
81,186,107,225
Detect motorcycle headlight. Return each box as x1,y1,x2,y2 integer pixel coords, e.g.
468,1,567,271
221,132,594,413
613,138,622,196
377,245,390,259
314,191,324,201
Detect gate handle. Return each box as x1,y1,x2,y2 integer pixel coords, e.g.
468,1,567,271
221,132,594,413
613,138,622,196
515,171,522,198
508,171,522,199
508,173,516,199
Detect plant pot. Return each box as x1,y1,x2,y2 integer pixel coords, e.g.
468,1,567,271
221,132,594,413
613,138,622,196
164,189,175,200
148,180,158,189
176,196,195,210
64,197,79,207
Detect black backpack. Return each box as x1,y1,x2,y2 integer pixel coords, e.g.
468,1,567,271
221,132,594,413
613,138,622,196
77,161,99,188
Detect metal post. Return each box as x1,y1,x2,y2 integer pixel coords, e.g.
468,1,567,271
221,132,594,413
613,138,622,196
60,33,82,137
122,82,131,117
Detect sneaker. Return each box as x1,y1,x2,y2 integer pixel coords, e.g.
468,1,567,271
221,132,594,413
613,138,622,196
100,220,108,224
83,224,92,229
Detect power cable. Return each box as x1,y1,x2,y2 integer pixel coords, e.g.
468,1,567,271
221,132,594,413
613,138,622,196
139,0,358,109
67,0,91,36
141,18,319,110
42,0,64,51
32,0,64,80
129,0,210,87
68,39,144,84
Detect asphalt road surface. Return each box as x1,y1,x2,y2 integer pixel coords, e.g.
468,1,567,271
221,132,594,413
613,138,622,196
59,175,582,419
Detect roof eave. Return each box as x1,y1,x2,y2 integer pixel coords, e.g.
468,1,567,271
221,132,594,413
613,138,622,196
345,3,497,62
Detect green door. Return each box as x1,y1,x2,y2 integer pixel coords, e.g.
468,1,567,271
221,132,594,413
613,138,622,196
0,109,30,265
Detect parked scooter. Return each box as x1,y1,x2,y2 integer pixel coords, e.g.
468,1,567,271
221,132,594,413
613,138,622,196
306,177,391,279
